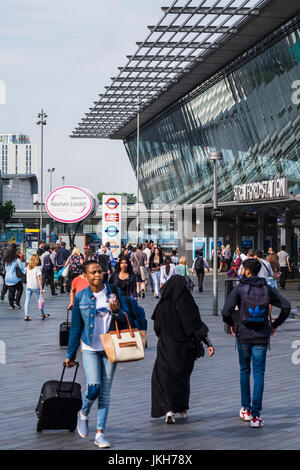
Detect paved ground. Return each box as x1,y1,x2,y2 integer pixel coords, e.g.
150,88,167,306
0,273,299,450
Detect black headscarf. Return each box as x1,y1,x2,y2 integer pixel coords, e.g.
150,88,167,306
151,275,208,341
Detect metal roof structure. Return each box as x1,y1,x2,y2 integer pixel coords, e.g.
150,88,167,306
71,0,300,141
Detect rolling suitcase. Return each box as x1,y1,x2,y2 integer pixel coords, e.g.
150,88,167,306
36,362,82,432
60,309,71,348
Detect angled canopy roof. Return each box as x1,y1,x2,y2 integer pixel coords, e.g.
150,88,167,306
71,0,300,140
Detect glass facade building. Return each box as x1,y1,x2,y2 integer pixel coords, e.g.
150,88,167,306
125,16,300,208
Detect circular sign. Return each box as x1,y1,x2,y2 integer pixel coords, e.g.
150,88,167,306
104,225,120,238
109,241,120,254
105,198,119,210
46,186,96,223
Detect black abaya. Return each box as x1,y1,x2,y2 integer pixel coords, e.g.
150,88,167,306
151,275,209,418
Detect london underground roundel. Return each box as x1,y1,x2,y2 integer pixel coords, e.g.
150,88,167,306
104,225,120,237
105,198,119,210
46,186,96,223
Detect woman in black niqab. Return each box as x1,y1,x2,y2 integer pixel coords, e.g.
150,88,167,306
151,275,214,422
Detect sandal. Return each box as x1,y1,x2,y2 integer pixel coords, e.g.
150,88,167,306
41,313,50,320
24,316,32,321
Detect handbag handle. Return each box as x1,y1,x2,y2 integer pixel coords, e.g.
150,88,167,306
114,312,134,339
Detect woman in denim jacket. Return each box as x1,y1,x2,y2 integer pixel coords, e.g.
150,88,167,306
65,259,128,448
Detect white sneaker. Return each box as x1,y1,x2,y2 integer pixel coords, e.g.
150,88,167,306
239,407,252,422
94,432,110,448
251,417,264,428
165,411,175,424
179,411,188,419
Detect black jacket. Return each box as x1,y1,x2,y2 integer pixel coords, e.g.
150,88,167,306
222,276,291,344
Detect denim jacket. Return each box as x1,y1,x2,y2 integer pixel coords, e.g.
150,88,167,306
66,282,129,360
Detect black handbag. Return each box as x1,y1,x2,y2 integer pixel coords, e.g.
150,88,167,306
192,337,205,358
15,264,22,278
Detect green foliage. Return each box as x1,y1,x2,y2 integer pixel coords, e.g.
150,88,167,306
0,200,15,225
97,192,136,204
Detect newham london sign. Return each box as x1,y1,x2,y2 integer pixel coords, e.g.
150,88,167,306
46,186,97,224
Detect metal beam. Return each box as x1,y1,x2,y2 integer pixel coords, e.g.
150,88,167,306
161,6,260,15
111,77,168,82
136,41,212,48
104,86,162,91
126,54,201,62
148,25,238,34
118,66,184,72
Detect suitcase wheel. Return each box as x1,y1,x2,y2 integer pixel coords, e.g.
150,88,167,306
37,424,42,433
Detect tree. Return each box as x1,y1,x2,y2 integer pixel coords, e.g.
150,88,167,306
0,200,15,227
97,192,136,204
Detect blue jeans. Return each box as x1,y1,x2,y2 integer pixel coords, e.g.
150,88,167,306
81,350,116,431
237,343,268,418
24,288,45,316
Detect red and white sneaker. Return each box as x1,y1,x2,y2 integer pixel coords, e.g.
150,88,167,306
251,417,264,428
239,407,252,421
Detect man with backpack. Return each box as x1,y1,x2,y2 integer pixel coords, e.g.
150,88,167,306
222,258,290,428
41,246,57,296
192,250,210,292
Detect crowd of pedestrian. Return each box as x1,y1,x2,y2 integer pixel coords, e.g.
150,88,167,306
0,238,295,448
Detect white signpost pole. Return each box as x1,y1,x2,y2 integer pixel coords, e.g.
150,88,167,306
102,195,122,262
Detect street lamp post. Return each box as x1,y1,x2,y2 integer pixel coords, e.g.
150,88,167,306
62,176,65,186
47,167,55,192
136,100,140,244
209,151,223,316
36,109,47,241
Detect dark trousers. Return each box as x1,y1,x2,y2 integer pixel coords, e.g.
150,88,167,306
1,274,8,299
8,281,23,307
280,267,288,288
66,272,80,293
57,266,66,293
196,269,205,292
42,269,56,295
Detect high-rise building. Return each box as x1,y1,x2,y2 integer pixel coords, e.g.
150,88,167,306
0,134,37,176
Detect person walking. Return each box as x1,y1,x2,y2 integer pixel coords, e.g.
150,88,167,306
0,247,8,301
3,243,25,310
218,245,226,272
109,257,137,299
170,249,179,266
131,244,147,298
65,247,84,292
175,256,190,278
149,248,164,298
24,254,49,321
65,260,129,448
151,275,214,424
254,249,274,284
224,244,232,272
143,241,153,293
266,252,281,289
56,242,71,294
192,250,210,292
41,245,57,296
96,246,111,282
277,245,291,290
68,273,89,310
160,256,176,289
222,258,291,427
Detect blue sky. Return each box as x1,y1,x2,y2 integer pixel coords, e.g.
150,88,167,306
0,0,163,197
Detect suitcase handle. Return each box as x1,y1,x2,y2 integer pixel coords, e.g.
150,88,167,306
66,308,71,325
57,361,79,396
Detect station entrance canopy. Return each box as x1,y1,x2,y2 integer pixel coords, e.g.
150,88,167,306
70,0,300,141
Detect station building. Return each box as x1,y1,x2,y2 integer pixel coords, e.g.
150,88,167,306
70,0,300,266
